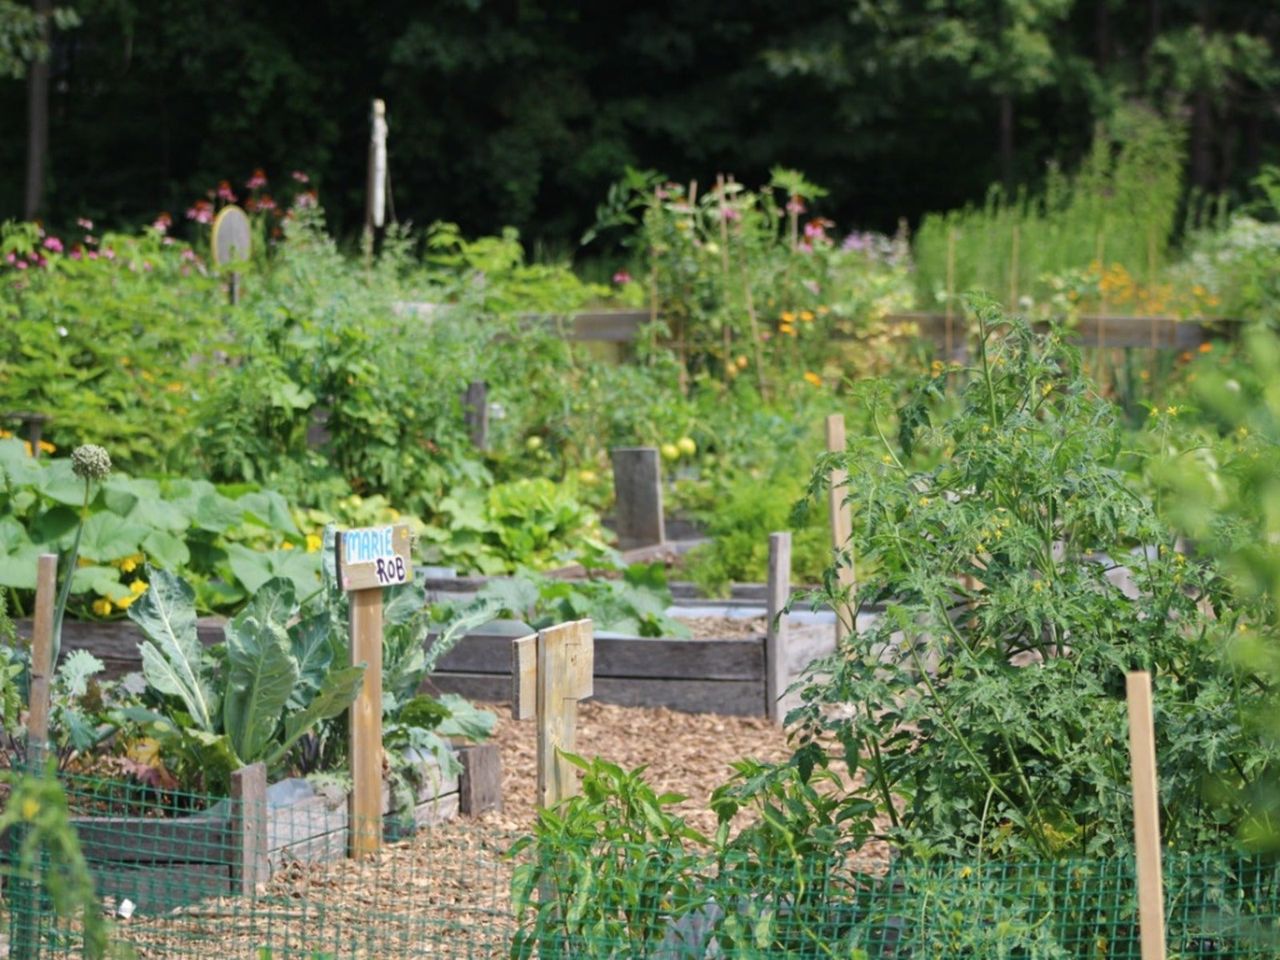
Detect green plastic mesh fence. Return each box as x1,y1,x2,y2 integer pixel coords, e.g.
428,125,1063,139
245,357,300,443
3,772,1280,959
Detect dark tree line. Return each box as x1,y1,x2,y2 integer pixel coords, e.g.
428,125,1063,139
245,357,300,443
2,0,1277,248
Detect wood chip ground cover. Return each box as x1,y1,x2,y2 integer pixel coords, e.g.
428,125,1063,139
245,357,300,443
118,700,896,957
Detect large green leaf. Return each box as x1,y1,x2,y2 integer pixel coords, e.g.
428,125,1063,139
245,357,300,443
266,664,365,768
128,568,217,732
237,491,301,537
128,496,191,533
288,611,335,705
224,544,320,596
238,577,298,627
0,518,39,589
142,529,190,569
36,460,88,506
30,506,79,549
223,612,299,765
78,511,148,563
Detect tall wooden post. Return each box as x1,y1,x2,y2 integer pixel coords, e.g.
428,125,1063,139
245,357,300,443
825,415,856,641
765,532,791,725
1127,671,1167,960
611,447,665,550
349,587,383,856
337,524,413,857
27,554,57,758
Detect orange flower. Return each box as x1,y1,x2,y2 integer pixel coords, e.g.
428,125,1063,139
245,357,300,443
802,371,822,387
1198,342,1212,354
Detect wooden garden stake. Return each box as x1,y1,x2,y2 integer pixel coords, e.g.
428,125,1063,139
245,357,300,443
716,174,733,376
337,524,413,856
27,553,57,759
945,227,956,361
511,620,594,809
1126,671,1167,960
1008,224,1020,311
765,532,791,725
825,415,856,640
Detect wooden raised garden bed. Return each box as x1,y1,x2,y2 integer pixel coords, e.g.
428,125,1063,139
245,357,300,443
73,751,462,915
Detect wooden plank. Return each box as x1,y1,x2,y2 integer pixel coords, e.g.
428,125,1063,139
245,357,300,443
610,447,666,549
439,634,764,681
826,414,857,640
27,553,57,754
459,743,503,815
73,816,233,864
90,863,232,914
348,586,383,856
536,621,584,808
433,672,767,717
230,762,268,893
765,532,791,725
17,617,225,678
463,380,489,449
511,633,536,720
1126,671,1168,960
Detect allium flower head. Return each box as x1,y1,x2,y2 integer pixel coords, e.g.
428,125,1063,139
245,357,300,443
71,444,112,481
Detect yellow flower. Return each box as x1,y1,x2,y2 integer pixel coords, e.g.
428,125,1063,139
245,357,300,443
959,866,973,879
1237,426,1249,438
816,305,830,316
165,382,184,393
77,556,94,568
779,323,796,337
305,533,323,553
116,594,135,610
21,797,39,821
799,310,815,322
130,579,148,596
802,371,823,388
119,556,138,574
779,311,796,324
92,597,113,617
881,454,893,464
918,496,931,507
281,541,296,550
1041,383,1053,397
38,440,55,454
0,429,11,439
1165,405,1178,417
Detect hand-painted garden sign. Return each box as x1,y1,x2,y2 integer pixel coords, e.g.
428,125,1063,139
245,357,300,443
337,524,412,591
211,205,252,267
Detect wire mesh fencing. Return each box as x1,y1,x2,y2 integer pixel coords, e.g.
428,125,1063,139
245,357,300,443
2,771,1280,958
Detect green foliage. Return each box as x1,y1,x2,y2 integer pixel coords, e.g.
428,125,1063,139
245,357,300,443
786,306,1274,860
509,753,710,960
915,107,1186,312
0,441,321,615
682,471,829,597
454,563,690,639
127,568,364,791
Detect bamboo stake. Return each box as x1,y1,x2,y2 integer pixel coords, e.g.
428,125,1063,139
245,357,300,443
1008,224,1020,311
945,227,956,361
1126,671,1167,960
716,174,734,378
825,415,856,641
765,532,791,726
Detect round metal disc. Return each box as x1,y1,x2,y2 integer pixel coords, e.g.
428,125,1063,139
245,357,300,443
211,205,252,266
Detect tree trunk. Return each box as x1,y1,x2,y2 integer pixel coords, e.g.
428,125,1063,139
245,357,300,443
1095,0,1111,71
23,0,53,221
999,94,1014,193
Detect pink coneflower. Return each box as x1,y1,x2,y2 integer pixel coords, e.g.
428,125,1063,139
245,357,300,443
69,249,82,261
785,196,806,216
291,170,309,184
246,168,268,190
216,180,237,203
102,248,116,261
42,236,62,253
186,200,214,224
14,260,28,270
722,207,742,222
76,217,94,230
181,248,199,262
153,212,172,234
803,220,828,241
293,190,317,210
612,269,632,286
